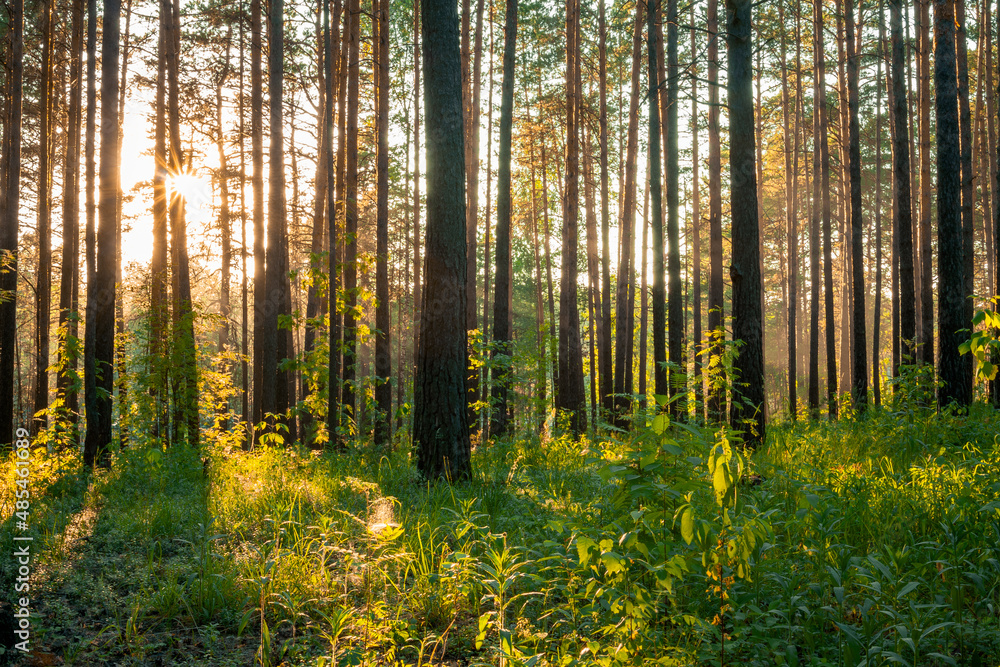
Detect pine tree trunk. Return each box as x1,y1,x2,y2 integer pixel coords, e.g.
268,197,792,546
648,0,666,400
410,0,421,402
817,1,838,418
891,0,917,363
374,0,392,445
166,0,198,447
414,0,472,481
781,0,795,418
0,0,23,449
727,0,765,448
342,0,360,430
847,0,868,411
665,0,683,413
251,0,265,430
58,0,85,445
598,0,612,419
706,0,725,420
216,29,233,431
613,0,643,427
582,116,601,424
84,0,120,466
919,0,934,366
558,0,585,433
690,1,703,418
151,1,169,441
34,0,53,436
935,0,968,406
956,0,974,394
873,5,885,406
490,0,517,437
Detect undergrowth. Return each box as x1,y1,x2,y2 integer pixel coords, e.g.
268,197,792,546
2,398,1000,666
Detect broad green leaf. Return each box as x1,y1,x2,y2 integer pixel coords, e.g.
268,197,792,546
576,536,597,565
680,507,695,544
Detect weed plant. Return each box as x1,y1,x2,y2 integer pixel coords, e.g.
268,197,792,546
2,383,1000,666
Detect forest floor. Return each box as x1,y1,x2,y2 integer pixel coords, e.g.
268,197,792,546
3,394,1000,666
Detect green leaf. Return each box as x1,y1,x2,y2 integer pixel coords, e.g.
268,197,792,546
601,551,625,574
680,507,695,544
651,414,669,435
576,536,597,565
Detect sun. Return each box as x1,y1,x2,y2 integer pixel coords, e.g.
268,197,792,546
167,169,210,204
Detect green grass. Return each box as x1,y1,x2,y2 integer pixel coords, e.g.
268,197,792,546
3,400,1000,666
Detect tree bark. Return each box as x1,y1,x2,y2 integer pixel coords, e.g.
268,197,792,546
935,0,969,406
84,0,120,466
558,0,585,433
613,0,644,427
0,0,23,448
890,0,916,364
956,0,974,393
691,1,703,418
873,4,885,406
598,0,612,419
251,0,265,431
781,0,797,418
374,0,392,445
846,0,868,411
414,0,472,481
649,0,666,400
58,0,85,444
919,0,934,366
726,0,765,448
706,0,724,420
34,0,53,436
490,0,517,437
342,0,360,430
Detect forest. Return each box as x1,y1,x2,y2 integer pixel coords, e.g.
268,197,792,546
2,0,1000,663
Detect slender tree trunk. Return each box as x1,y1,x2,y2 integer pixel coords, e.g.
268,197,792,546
648,0,666,400
84,0,120,466
706,0,724,420
817,1,838,418
239,2,249,439
809,0,822,413
935,0,968,406
216,29,234,430
890,0,916,363
666,0,682,413
956,0,974,394
342,0,360,430
690,1,703,418
919,0,934,366
598,0,612,419
415,0,472,481
34,0,53,436
58,0,85,444
151,1,169,441
529,136,546,428
115,0,133,447
873,3,885,406
251,0,265,430
781,0,797,418
847,0,868,410
558,0,585,433
166,0,198,447
582,116,602,424
639,180,649,404
727,0,765,448
613,0,644,427
373,0,391,445
490,0,517,437
411,0,421,403
0,0,23,448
